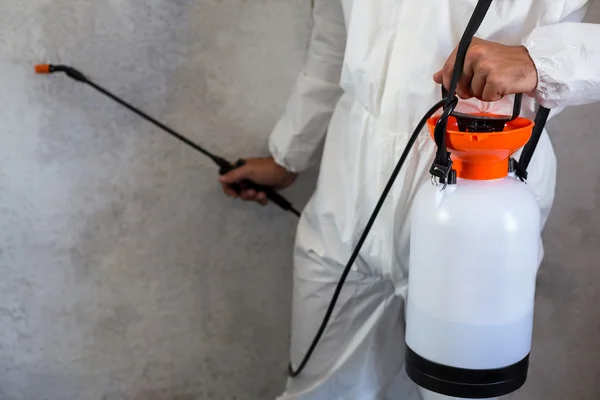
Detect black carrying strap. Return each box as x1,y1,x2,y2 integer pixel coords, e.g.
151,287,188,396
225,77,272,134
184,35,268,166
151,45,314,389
431,0,493,183
513,105,551,181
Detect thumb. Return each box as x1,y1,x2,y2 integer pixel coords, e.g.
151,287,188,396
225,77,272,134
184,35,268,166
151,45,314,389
219,165,252,184
433,70,443,84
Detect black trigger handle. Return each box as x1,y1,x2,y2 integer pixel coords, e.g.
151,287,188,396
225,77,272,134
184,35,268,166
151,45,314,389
218,159,295,213
441,86,523,121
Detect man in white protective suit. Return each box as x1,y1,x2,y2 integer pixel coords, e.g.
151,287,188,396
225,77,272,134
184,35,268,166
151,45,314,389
219,1,600,399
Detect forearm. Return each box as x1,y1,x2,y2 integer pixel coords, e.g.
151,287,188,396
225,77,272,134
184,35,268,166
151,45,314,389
268,0,346,173
523,22,600,109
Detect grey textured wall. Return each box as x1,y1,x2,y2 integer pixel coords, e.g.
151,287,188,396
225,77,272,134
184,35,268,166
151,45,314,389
0,1,598,399
0,1,311,399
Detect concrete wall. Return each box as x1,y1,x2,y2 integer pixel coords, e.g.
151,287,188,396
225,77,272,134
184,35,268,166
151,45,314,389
0,1,311,399
0,1,598,399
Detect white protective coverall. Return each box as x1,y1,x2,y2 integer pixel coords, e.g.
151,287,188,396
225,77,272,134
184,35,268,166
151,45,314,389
268,1,600,399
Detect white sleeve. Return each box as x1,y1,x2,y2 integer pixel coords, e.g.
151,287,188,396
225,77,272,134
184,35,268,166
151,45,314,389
268,0,346,173
523,19,600,109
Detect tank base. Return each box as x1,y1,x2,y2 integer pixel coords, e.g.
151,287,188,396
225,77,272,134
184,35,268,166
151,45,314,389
405,345,529,399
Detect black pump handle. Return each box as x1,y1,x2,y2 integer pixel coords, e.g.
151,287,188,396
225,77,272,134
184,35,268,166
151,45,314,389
441,86,523,122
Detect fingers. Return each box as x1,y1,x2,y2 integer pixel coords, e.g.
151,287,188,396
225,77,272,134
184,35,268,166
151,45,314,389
433,69,443,85
217,157,288,207
257,191,268,206
481,79,504,102
220,183,268,206
469,69,487,100
441,53,454,92
218,164,265,204
456,62,474,100
434,38,536,103
434,53,470,98
433,50,453,89
221,183,239,198
239,189,269,205
219,165,252,185
435,39,486,99
239,188,257,201
436,50,478,99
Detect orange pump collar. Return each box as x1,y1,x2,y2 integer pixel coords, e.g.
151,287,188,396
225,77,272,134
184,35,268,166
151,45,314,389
427,113,534,180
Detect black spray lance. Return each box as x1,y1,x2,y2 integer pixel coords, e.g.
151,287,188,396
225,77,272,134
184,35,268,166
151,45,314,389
34,63,301,217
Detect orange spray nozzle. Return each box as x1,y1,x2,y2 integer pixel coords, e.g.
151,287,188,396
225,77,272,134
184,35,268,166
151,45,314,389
35,64,52,74
34,63,87,82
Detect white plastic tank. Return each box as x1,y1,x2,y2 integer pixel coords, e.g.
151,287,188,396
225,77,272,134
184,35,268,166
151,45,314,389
405,114,541,399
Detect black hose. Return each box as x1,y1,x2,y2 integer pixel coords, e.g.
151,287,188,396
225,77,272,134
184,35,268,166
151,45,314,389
288,98,448,377
288,0,495,379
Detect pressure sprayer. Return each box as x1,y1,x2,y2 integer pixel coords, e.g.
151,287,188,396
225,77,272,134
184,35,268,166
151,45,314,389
36,0,549,397
404,0,549,396
285,0,549,398
404,88,544,398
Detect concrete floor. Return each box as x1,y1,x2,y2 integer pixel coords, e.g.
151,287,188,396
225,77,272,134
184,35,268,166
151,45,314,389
0,1,598,399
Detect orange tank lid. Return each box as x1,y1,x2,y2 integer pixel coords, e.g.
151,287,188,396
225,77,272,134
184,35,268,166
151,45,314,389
427,113,534,180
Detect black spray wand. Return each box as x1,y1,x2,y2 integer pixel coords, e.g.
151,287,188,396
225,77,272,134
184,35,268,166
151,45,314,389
35,64,300,217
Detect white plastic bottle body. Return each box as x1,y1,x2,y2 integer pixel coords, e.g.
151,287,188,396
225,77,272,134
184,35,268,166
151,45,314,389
405,176,541,370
